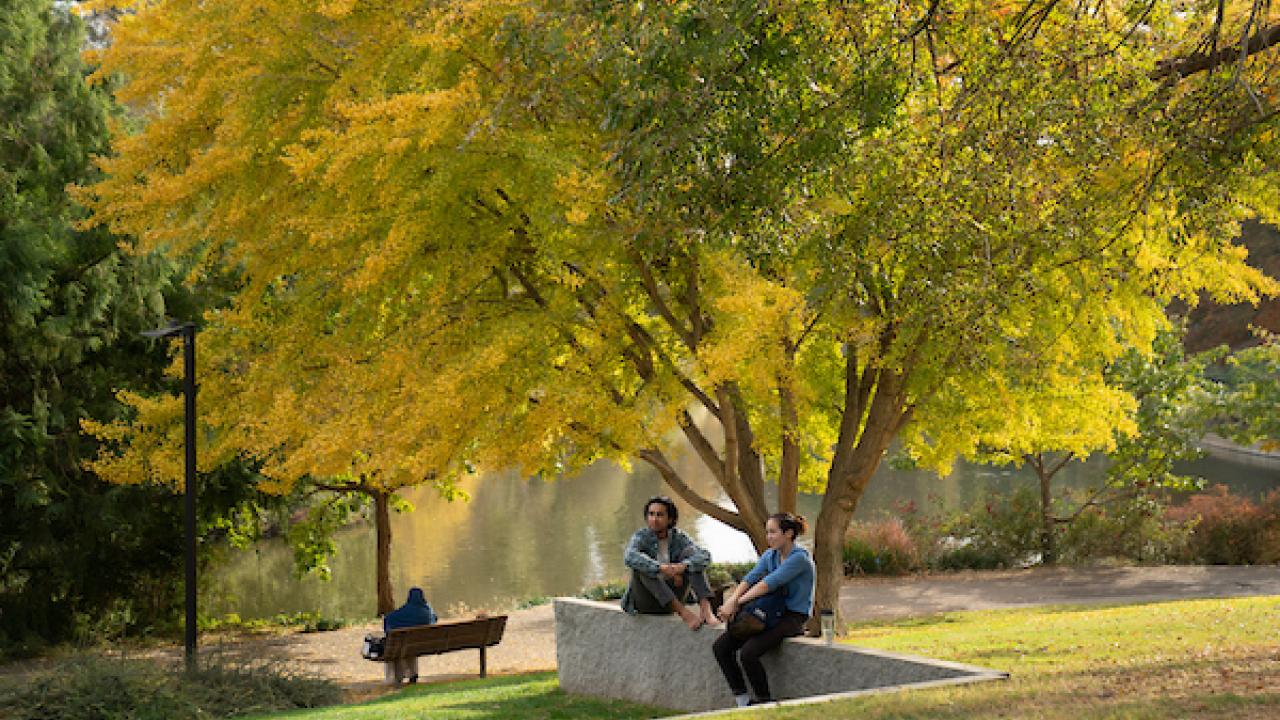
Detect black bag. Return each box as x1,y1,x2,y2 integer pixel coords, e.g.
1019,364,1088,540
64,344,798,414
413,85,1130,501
361,634,385,660
728,590,788,640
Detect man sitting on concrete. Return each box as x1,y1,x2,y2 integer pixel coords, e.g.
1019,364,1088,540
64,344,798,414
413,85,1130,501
621,496,720,630
382,586,438,683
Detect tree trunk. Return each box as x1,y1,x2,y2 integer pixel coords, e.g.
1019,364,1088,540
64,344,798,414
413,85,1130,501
1037,458,1056,566
1027,451,1072,566
812,486,857,635
809,361,910,634
374,489,395,616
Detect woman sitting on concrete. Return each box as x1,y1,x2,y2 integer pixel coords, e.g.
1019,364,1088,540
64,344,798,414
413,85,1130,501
713,512,815,707
383,586,438,683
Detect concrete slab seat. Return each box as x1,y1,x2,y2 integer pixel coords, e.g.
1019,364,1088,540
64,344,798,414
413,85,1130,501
554,598,1006,714
370,615,508,678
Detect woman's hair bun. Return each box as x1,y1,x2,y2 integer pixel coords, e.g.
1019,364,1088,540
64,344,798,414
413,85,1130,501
770,512,807,538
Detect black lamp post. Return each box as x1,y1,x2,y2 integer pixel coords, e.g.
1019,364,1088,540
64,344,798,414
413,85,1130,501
142,320,198,669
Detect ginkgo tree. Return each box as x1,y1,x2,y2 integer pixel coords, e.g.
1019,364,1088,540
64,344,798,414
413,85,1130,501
81,0,1280,622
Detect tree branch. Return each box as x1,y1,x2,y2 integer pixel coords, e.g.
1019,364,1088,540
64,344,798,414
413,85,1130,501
778,376,800,515
1153,22,1280,79
687,256,706,345
900,0,943,42
636,448,743,530
678,410,726,480
717,386,742,499
629,247,696,350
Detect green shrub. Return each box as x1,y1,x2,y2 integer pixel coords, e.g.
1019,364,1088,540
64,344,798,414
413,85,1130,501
199,610,348,634
579,581,628,601
930,542,1010,571
0,654,339,720
1057,493,1192,565
706,562,756,587
913,488,1042,570
842,518,919,575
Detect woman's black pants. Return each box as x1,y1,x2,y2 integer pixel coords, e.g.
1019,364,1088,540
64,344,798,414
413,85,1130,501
712,611,808,700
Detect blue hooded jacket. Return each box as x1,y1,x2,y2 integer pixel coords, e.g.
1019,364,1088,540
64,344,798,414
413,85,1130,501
383,587,438,631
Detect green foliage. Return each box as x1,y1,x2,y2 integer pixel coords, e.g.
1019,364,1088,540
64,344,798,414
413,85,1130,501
705,562,757,587
0,0,183,653
514,596,551,610
868,483,1277,573
0,654,340,720
284,490,370,580
1105,326,1220,492
934,488,1045,570
1213,338,1280,448
577,581,627,602
0,0,290,654
199,610,348,634
1057,491,1193,565
842,518,920,575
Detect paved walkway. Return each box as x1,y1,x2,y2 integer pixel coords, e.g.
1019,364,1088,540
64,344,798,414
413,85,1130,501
838,564,1280,621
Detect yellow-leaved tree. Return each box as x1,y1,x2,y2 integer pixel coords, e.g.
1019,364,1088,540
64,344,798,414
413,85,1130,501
81,0,1280,622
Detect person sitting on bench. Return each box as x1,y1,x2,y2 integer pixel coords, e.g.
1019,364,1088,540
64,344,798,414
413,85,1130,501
383,586,438,683
620,495,720,630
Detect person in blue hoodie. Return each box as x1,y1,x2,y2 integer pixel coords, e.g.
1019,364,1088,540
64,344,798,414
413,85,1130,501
382,587,438,683
713,512,815,707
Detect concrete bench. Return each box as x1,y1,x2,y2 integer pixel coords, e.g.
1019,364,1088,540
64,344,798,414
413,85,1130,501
555,598,1006,713
371,615,508,678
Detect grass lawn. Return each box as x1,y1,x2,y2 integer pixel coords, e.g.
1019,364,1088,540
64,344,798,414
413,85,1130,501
244,596,1278,720
242,671,672,719
730,595,1280,719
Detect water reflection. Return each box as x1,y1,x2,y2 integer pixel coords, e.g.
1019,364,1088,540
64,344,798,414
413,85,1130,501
206,450,1279,621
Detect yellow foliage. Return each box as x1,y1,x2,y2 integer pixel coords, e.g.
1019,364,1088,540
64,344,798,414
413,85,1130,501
78,0,1280,529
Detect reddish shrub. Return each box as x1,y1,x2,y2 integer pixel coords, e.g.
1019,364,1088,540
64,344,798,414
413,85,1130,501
843,518,920,575
1165,485,1276,564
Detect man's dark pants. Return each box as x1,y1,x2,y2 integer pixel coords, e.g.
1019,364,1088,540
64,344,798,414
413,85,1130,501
628,569,714,613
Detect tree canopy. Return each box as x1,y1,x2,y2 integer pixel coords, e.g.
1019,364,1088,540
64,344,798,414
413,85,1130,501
81,0,1280,619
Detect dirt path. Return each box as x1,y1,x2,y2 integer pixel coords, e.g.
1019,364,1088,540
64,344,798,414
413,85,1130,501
193,604,559,697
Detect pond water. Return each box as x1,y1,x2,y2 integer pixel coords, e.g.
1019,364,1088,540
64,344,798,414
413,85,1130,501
205,448,1279,622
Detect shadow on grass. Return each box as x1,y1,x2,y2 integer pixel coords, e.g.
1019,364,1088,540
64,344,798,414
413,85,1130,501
250,671,676,720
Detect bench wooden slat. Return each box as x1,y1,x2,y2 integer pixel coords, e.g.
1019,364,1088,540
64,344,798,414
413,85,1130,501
372,615,508,678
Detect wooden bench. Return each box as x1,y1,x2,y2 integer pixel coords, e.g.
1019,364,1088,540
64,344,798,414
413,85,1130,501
371,615,508,678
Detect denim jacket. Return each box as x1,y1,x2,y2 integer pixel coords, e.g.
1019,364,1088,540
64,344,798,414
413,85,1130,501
620,527,711,614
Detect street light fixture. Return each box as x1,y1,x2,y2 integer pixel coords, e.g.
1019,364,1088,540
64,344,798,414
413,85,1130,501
142,320,198,669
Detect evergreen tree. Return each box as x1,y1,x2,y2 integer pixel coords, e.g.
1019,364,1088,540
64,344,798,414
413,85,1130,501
0,0,256,653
